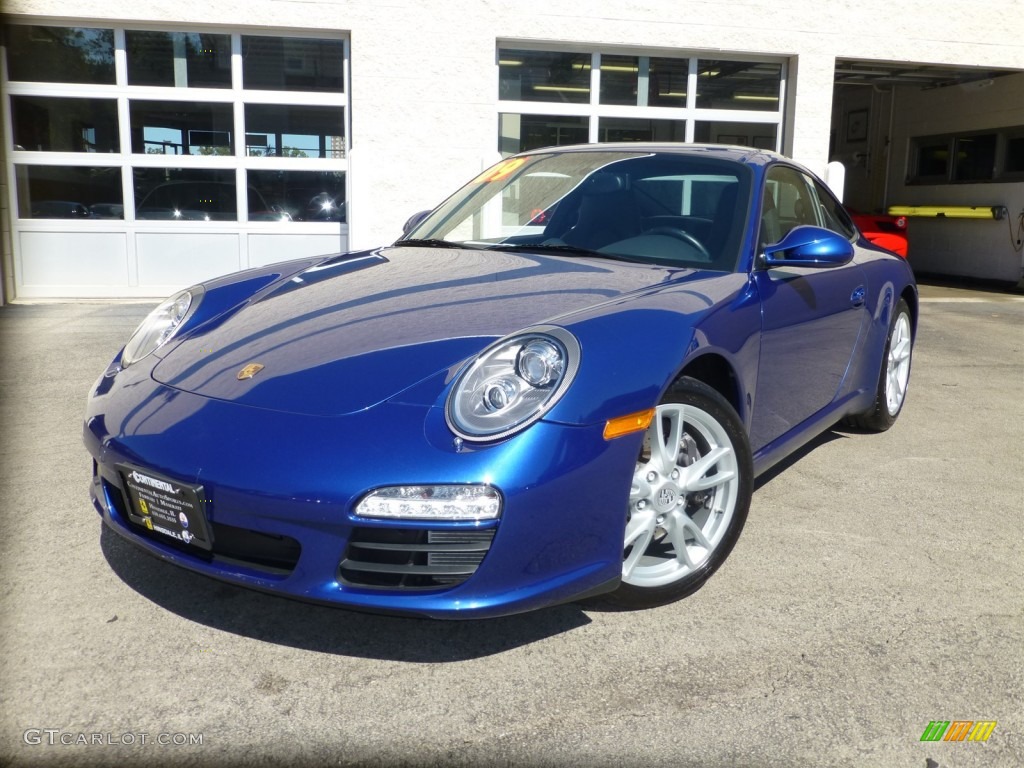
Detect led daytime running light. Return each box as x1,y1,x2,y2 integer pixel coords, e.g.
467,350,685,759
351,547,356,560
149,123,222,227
355,485,502,520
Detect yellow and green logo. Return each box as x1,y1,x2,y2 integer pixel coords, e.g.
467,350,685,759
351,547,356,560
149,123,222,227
920,721,996,742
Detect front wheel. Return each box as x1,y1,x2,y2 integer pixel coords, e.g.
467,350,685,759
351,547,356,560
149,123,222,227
607,377,753,609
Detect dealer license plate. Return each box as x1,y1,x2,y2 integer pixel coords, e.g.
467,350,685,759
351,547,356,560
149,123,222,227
118,465,213,551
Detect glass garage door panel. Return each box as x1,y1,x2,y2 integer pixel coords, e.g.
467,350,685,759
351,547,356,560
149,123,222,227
15,165,123,220
5,26,115,84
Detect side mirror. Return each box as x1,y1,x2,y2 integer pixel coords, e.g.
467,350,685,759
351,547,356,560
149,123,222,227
762,225,855,269
402,210,432,237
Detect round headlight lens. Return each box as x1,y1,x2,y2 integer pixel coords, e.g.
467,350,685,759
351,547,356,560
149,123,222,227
446,326,580,441
516,339,564,387
483,376,520,412
121,289,194,367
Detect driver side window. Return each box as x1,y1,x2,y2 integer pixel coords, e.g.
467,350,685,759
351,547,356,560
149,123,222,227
760,165,820,248
809,178,858,240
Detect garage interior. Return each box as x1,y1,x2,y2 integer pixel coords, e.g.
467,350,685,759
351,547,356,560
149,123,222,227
830,60,1024,284
831,60,1017,211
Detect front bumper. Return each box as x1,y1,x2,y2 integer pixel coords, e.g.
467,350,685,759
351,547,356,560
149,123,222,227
85,372,637,619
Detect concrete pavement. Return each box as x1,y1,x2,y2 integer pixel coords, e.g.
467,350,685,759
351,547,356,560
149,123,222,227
1,283,1021,767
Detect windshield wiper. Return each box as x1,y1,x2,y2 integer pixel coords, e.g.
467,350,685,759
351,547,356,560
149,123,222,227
488,242,640,262
396,238,639,263
487,242,602,257
393,238,470,249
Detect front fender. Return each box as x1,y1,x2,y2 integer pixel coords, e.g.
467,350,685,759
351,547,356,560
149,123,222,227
390,272,760,438
545,273,759,426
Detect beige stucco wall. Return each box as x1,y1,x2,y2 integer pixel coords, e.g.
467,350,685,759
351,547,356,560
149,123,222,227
7,1,1024,249
3,0,1024,288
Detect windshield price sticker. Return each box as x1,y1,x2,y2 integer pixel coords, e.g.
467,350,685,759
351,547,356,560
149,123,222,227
118,466,213,551
472,157,528,184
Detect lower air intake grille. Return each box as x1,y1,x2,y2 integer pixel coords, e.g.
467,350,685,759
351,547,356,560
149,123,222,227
104,479,301,575
339,527,496,590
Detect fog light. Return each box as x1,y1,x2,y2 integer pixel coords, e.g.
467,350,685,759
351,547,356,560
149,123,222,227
355,485,502,520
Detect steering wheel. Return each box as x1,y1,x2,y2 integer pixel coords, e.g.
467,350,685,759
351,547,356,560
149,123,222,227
644,227,712,261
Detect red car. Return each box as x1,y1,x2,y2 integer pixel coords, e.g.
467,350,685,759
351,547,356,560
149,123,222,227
847,208,908,258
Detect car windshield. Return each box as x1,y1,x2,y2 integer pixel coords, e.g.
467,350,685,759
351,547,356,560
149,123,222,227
404,150,753,270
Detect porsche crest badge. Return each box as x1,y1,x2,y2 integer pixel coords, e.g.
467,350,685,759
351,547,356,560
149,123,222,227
236,363,265,380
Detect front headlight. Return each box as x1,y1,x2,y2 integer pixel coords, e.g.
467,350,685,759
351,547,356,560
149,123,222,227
121,288,197,367
446,326,580,441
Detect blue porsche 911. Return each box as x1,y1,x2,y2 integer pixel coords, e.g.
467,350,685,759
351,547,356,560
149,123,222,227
84,144,916,618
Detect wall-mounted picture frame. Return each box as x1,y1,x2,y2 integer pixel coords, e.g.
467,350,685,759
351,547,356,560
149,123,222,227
846,108,869,142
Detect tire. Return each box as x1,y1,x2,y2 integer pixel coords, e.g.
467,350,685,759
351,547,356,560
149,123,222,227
607,377,753,609
845,298,913,432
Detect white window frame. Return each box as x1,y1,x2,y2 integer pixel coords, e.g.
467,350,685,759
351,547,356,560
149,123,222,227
3,23,349,222
2,22,350,297
496,43,787,152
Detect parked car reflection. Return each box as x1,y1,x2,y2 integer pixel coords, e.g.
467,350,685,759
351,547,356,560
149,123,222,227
136,181,240,221
31,200,92,218
90,203,125,219
305,192,345,222
136,181,328,222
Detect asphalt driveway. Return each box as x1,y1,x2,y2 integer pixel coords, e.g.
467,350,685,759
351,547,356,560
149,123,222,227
1,282,1021,767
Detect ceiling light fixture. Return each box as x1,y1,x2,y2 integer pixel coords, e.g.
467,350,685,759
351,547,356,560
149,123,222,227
533,85,590,93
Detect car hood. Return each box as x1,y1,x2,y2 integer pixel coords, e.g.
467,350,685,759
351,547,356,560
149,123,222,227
152,246,683,416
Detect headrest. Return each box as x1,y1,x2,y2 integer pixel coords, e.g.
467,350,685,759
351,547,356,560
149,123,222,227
581,173,628,195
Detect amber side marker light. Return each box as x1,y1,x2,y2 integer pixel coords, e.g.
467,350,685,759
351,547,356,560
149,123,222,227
603,408,655,440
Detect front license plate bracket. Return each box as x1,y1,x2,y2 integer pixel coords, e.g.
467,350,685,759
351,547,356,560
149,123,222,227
117,464,213,552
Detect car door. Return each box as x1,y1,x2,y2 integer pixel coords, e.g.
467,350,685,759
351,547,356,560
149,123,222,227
749,165,867,452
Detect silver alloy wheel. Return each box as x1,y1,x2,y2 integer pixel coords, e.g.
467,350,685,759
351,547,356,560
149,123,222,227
885,310,912,416
623,402,740,588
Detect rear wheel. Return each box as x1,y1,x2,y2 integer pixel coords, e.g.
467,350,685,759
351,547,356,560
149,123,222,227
608,377,753,609
846,298,913,432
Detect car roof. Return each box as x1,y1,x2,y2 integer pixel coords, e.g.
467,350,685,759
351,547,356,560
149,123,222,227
511,142,783,169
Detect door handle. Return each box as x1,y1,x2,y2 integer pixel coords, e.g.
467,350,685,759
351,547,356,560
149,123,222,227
850,285,866,307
